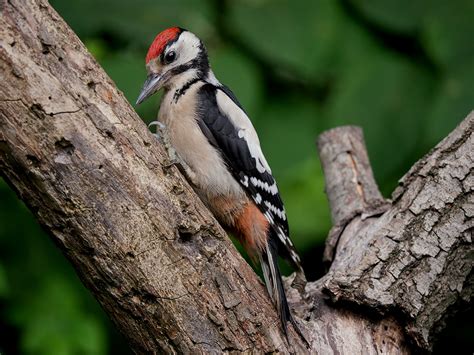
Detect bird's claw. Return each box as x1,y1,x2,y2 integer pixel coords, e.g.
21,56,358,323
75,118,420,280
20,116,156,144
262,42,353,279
149,121,167,141
148,122,181,166
148,120,197,185
148,120,166,130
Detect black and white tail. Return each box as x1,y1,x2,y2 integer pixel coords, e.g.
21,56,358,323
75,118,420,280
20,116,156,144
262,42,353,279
259,236,308,345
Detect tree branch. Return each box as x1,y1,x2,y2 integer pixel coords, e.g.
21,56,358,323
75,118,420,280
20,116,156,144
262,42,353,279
317,126,389,264
0,0,302,352
317,126,387,225
319,113,473,349
0,0,472,353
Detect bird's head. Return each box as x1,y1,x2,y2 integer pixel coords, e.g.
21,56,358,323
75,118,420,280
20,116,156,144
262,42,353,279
136,27,209,105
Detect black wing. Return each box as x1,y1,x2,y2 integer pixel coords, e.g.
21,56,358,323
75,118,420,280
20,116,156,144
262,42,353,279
196,83,301,270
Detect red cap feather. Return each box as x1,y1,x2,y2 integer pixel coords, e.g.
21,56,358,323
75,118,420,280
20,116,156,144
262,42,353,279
145,27,182,64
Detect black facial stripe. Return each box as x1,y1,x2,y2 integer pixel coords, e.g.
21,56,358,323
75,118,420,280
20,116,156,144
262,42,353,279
167,40,209,76
160,36,209,75
159,38,210,93
195,41,209,78
169,62,194,77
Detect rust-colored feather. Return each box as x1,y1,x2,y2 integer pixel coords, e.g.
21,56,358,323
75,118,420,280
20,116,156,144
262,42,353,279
234,202,269,256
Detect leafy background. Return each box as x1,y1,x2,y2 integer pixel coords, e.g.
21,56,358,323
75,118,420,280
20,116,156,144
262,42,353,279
1,0,473,353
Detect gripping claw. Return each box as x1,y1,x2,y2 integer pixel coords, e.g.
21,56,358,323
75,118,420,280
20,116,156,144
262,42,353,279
148,120,166,130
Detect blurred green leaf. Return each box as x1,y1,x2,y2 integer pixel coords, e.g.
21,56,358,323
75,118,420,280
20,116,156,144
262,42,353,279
426,63,474,146
99,50,159,122
255,96,320,175
50,0,214,47
211,45,264,117
11,276,106,355
324,20,435,192
0,263,8,298
227,0,345,81
281,158,331,250
350,0,427,33
84,38,109,62
422,0,474,69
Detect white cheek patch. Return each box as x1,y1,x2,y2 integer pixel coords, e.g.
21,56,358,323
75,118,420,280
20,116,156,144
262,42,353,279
167,31,201,68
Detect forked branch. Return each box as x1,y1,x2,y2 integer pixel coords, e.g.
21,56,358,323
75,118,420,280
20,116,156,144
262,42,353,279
1,0,472,352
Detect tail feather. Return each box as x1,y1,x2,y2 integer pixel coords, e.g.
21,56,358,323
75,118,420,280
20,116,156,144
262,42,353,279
259,238,308,346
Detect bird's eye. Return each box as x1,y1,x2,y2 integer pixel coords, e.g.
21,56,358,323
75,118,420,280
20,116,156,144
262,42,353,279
164,51,176,64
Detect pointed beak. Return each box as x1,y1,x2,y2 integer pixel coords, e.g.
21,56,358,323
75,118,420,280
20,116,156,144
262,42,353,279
136,73,164,105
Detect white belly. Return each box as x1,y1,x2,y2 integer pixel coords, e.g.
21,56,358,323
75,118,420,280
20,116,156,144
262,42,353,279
158,84,245,201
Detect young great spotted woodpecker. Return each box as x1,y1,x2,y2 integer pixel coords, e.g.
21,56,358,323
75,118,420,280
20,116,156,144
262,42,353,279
136,27,307,343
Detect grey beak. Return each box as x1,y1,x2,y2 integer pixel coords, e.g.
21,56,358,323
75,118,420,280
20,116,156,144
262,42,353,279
136,73,163,105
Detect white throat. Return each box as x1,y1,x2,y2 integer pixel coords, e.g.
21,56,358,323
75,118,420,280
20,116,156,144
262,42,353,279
165,68,199,91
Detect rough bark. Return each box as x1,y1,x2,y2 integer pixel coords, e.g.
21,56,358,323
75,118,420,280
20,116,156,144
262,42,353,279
319,117,473,350
0,1,295,352
0,0,472,353
317,126,390,264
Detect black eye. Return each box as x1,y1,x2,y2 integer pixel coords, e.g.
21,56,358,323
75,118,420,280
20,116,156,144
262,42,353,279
164,51,176,64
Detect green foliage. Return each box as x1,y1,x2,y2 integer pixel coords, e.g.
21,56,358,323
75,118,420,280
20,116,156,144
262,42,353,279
0,263,8,298
0,180,109,355
1,0,472,353
9,276,106,355
228,0,344,81
212,45,264,117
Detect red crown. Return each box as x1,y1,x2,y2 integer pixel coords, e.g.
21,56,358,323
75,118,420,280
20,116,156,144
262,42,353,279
145,27,182,64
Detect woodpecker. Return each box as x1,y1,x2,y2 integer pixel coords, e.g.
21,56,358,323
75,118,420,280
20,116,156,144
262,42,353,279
136,27,306,342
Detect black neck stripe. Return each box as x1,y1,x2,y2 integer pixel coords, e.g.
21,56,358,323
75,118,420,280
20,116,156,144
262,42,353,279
173,77,201,103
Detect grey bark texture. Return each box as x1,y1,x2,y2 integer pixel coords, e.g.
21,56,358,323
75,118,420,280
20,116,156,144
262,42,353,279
0,0,472,353
318,118,473,350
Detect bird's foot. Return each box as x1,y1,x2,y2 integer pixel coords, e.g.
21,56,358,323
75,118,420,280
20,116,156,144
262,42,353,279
148,121,167,141
148,121,197,185
148,121,175,160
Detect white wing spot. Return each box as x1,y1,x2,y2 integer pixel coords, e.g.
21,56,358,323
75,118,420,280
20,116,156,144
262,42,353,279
250,177,279,195
254,193,262,204
264,201,286,221
241,175,249,187
278,227,293,246
277,231,287,244
291,250,301,262
264,211,274,224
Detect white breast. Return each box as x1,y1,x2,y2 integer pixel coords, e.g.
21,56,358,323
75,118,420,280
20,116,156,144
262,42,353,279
158,83,245,200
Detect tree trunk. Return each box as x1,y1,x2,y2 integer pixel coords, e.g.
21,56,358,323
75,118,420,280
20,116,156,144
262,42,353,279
0,0,472,353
